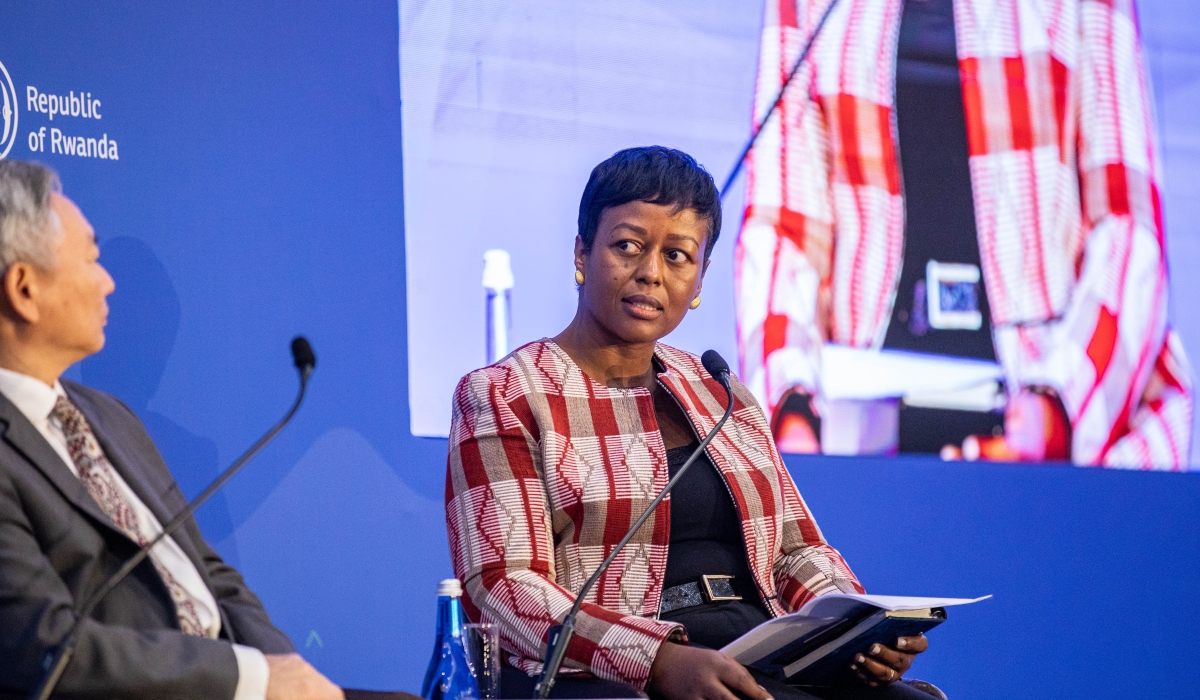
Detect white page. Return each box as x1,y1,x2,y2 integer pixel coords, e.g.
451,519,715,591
721,594,990,663
799,593,992,618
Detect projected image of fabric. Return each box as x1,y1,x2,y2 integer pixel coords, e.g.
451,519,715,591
735,0,1193,468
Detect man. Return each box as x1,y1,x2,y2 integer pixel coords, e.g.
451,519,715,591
735,0,1192,467
0,160,343,700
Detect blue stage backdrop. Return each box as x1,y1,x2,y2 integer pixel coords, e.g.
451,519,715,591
1,2,1198,699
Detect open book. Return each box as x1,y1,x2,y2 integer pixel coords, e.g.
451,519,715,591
720,594,990,685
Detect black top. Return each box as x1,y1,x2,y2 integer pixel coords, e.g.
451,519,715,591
882,0,998,362
661,442,769,649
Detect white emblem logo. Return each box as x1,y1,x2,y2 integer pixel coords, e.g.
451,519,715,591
0,60,17,159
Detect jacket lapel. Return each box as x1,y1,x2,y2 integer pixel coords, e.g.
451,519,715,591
72,393,175,532
655,348,784,605
0,391,118,531
63,386,225,612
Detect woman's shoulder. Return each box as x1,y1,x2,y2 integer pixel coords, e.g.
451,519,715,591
453,338,571,401
655,342,743,388
654,342,767,414
451,341,566,438
653,342,707,378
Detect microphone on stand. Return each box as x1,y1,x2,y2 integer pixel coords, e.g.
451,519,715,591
27,336,319,700
533,350,736,699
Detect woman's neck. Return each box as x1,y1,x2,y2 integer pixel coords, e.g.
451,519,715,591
553,316,658,389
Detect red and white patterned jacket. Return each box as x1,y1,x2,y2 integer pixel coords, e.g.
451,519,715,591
736,0,1193,468
445,339,862,688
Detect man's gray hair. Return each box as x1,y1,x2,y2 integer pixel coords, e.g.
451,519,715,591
0,160,63,271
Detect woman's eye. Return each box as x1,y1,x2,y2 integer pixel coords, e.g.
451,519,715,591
666,250,688,263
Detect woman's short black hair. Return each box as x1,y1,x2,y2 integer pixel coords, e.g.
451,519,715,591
578,146,722,259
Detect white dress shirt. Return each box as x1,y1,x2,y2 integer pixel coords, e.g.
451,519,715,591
0,368,269,700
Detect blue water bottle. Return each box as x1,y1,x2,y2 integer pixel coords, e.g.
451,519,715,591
421,579,481,700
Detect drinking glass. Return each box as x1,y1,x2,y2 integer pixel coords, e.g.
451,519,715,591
464,622,500,699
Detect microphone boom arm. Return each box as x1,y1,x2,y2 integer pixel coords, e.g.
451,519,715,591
533,371,737,699
719,0,841,199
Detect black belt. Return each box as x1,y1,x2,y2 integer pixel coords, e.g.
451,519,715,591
661,575,743,614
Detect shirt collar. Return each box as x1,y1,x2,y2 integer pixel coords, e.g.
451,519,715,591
0,367,67,430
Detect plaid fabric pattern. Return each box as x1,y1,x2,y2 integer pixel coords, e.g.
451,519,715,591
445,340,861,688
736,0,1193,468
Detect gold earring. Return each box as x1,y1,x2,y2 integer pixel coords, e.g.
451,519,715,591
575,270,585,285
689,295,701,310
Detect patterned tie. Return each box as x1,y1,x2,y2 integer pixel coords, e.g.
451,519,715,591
51,395,206,636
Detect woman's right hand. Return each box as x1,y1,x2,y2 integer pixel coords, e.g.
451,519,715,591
648,641,773,700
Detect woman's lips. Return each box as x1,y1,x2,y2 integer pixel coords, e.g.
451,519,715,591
622,295,664,320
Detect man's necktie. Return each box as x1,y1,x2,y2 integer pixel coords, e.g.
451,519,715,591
51,395,206,636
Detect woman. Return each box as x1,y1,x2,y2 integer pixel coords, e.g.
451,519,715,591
445,147,932,700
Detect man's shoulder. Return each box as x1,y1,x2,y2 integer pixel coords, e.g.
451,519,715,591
61,381,154,451
61,380,140,421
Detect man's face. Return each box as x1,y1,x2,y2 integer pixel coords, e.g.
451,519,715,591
35,194,115,360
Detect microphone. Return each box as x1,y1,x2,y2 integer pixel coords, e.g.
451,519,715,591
533,350,736,698
28,336,319,700
292,335,316,379
700,349,730,380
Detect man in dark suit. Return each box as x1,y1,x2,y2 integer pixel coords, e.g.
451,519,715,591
0,160,343,700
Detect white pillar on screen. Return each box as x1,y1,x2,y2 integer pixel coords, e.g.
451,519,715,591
482,249,514,365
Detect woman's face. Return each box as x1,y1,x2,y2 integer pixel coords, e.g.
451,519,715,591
576,200,710,346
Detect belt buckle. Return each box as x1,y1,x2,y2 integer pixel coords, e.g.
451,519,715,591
700,575,742,603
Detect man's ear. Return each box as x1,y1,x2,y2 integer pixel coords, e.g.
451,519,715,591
2,262,41,324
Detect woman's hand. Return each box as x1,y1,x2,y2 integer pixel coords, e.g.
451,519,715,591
649,641,773,700
849,635,929,687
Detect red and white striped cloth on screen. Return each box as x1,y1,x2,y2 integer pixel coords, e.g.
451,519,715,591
736,0,1193,468
445,339,862,688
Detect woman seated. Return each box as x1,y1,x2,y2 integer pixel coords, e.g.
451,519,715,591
445,147,932,699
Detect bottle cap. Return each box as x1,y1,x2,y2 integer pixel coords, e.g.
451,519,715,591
482,249,515,292
437,578,463,597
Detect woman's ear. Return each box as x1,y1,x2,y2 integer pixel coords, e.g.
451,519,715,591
574,235,586,274
695,256,711,296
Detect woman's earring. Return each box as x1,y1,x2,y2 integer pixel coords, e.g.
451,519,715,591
575,270,585,286
689,295,701,310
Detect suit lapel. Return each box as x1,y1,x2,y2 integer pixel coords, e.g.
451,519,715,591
63,385,224,608
69,388,175,530
0,391,117,531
